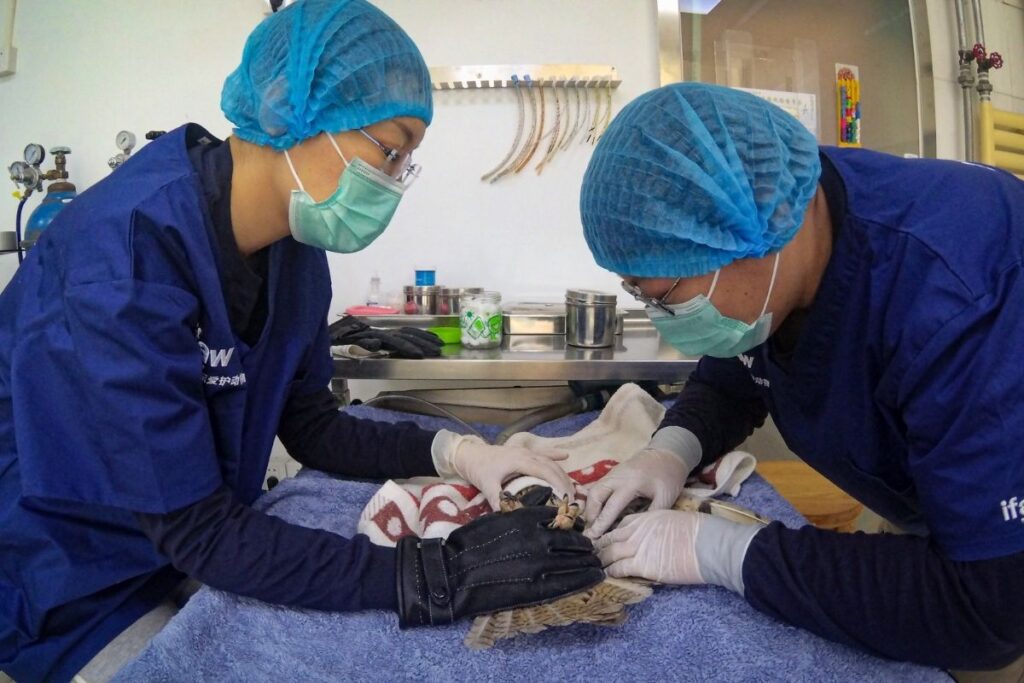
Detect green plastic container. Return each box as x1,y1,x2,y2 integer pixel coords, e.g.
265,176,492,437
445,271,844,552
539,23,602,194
427,326,462,345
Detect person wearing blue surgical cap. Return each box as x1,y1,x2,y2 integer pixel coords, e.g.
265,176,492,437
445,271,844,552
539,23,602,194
580,82,1024,679
0,2,600,680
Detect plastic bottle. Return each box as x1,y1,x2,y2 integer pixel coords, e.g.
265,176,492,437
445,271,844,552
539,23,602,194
367,273,381,306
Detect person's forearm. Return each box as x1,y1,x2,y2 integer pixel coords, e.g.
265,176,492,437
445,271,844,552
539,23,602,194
660,380,767,466
136,487,397,612
743,523,1024,670
277,388,437,479
648,426,703,473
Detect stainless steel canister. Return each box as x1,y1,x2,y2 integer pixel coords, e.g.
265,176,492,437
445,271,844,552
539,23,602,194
438,287,483,315
564,289,618,347
403,285,440,314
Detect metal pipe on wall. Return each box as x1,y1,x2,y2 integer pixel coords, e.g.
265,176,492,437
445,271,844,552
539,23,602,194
954,0,976,160
971,0,986,45
909,0,937,159
970,0,993,105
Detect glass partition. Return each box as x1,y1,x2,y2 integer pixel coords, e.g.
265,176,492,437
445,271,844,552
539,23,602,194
659,0,936,156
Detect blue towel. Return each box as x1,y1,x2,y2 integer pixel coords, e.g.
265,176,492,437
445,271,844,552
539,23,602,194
114,406,948,682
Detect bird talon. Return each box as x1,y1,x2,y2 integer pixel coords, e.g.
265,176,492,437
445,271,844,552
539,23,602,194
548,493,581,530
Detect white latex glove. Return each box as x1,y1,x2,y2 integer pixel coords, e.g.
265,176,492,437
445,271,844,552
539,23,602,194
432,431,574,510
594,509,764,593
583,448,691,539
593,510,704,584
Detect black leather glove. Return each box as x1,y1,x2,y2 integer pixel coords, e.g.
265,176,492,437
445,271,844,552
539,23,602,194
395,506,604,628
328,315,443,359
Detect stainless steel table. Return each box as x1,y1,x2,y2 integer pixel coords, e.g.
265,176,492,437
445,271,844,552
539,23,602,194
331,314,698,382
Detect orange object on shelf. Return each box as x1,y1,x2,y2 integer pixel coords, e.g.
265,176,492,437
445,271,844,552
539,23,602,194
756,460,864,532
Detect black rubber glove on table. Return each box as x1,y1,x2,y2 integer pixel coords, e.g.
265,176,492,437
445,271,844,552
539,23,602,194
328,315,444,359
395,506,604,628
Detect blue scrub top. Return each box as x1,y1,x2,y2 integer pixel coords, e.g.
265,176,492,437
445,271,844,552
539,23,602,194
0,125,334,680
702,147,1024,562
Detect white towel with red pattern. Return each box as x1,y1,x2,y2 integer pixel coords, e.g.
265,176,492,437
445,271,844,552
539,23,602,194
356,384,756,547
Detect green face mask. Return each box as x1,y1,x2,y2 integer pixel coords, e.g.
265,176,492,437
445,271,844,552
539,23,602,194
284,133,405,253
647,252,780,359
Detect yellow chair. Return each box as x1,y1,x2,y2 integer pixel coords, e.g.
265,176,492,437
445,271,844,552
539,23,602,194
756,460,864,533
978,101,1024,180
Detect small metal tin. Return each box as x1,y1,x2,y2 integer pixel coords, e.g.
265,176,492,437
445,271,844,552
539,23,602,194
403,285,440,315
502,302,567,335
565,289,618,348
565,289,619,305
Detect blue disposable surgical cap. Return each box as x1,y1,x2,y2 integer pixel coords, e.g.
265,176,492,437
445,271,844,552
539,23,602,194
580,83,821,278
222,0,433,150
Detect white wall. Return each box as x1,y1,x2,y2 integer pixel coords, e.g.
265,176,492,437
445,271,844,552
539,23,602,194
335,1,659,312
0,0,660,307
1,0,1022,298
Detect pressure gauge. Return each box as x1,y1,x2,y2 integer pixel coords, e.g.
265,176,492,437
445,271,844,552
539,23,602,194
9,161,31,182
23,144,44,166
116,130,136,154
9,161,40,188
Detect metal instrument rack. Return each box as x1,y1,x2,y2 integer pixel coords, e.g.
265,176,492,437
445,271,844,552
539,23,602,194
429,64,621,91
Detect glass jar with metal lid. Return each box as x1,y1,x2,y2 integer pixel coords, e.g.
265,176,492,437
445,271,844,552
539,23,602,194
565,289,618,347
460,290,502,349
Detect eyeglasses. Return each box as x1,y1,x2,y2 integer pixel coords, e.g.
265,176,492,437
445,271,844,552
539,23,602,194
621,276,683,315
358,129,421,187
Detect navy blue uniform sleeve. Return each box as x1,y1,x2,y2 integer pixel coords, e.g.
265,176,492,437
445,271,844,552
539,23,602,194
135,487,397,612
743,524,1024,670
277,387,437,479
895,271,1024,561
276,318,437,479
659,356,768,465
16,280,222,513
